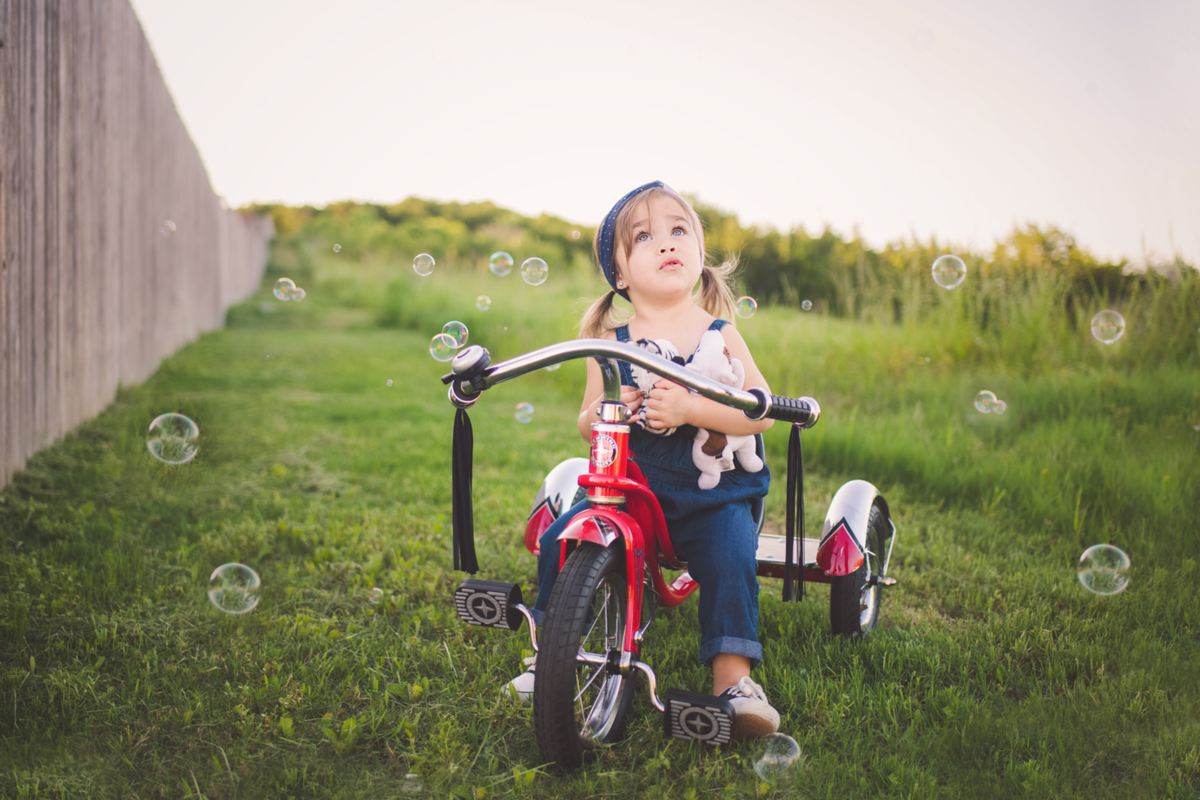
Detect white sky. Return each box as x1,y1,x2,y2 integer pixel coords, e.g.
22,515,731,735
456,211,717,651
130,0,1200,265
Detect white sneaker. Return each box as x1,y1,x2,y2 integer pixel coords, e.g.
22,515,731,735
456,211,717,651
505,656,537,702
718,676,780,739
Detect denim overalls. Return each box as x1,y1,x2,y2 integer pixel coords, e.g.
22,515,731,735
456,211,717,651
532,319,771,667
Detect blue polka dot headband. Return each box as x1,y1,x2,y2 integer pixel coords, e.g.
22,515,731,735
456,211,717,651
597,180,666,301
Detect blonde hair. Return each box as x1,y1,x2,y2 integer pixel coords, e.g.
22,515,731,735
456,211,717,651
580,187,739,338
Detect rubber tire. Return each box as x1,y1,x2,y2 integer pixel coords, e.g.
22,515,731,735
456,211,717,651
830,504,886,637
533,542,636,771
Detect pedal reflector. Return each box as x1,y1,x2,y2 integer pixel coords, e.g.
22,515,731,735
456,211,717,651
453,580,524,631
663,689,734,746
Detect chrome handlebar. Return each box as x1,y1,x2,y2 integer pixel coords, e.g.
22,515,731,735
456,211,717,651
443,339,820,428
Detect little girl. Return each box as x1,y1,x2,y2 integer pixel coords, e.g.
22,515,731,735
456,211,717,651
509,181,779,738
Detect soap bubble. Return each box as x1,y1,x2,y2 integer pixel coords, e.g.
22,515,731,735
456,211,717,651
413,253,435,276
489,251,513,277
931,254,967,290
754,733,802,786
292,287,306,302
442,320,469,348
515,403,535,423
401,775,423,794
1090,309,1125,345
993,400,1007,414
571,230,581,240
333,243,341,253
146,413,200,465
369,587,384,605
273,278,296,301
974,391,997,413
386,379,393,387
430,334,457,362
801,300,812,311
521,257,549,286
735,296,758,319
159,220,177,237
545,363,561,372
1077,544,1131,596
208,563,261,614
476,295,491,311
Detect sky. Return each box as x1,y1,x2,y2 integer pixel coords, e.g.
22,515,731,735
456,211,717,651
129,0,1200,266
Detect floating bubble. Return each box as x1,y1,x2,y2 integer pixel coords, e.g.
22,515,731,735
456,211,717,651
1090,309,1125,345
146,413,200,465
515,403,535,424
413,253,436,276
925,357,931,363
489,251,513,277
754,733,802,786
430,333,457,362
931,254,967,290
801,299,813,312
369,587,384,605
442,320,469,348
333,243,341,253
292,287,306,302
571,230,581,240
544,363,560,372
521,257,549,286
1077,544,1131,596
476,295,491,311
993,400,1008,414
159,220,177,237
401,775,423,795
274,278,296,301
974,390,996,413
386,379,393,387
735,296,758,319
208,563,261,614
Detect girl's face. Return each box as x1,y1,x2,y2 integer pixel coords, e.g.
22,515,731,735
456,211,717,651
615,195,704,305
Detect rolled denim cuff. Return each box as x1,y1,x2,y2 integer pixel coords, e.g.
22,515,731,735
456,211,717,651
529,607,545,627
698,635,762,670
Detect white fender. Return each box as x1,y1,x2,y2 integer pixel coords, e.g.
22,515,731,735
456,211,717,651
817,479,889,576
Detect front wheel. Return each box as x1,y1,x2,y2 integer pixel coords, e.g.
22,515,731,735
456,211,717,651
830,503,887,637
534,542,636,771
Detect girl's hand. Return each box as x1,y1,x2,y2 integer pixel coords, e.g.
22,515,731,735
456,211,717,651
621,387,644,414
643,380,694,430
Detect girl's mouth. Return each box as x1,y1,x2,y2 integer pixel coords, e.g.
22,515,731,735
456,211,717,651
660,259,682,270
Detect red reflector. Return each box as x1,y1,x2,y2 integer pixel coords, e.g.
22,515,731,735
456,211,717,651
816,521,864,576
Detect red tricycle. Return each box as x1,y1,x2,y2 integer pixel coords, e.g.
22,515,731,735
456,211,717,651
442,339,897,771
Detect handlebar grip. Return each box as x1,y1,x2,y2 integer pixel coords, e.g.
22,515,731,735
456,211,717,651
744,388,821,428
769,396,817,426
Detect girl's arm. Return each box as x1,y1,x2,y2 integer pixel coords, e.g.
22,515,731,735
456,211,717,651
577,346,643,442
641,326,775,437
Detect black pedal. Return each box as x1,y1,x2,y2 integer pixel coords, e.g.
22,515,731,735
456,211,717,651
453,580,524,631
663,689,734,746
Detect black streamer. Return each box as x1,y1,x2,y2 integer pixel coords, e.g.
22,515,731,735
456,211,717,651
783,424,805,602
452,408,478,573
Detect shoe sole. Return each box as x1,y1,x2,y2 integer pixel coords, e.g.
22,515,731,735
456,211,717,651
732,713,779,740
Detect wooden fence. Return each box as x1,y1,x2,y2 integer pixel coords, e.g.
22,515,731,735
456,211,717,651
0,0,274,489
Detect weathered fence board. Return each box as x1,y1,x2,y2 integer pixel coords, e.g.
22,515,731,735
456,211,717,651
0,0,273,489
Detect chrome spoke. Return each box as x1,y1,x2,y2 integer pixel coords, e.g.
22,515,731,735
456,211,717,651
574,661,604,703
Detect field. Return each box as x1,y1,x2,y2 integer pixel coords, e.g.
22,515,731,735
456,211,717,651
2,243,1198,799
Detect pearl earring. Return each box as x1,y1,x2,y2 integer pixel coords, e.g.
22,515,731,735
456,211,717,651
617,280,625,288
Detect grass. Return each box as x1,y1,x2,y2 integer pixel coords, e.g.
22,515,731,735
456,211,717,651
1,247,1198,799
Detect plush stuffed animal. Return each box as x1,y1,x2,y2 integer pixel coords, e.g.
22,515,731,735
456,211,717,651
629,338,682,436
687,329,765,489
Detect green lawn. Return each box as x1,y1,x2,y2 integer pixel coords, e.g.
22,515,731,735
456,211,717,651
1,259,1198,799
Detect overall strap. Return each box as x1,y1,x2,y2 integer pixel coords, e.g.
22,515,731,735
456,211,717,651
708,318,729,332
613,325,634,385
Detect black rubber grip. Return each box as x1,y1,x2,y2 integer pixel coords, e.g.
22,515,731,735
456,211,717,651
767,395,813,425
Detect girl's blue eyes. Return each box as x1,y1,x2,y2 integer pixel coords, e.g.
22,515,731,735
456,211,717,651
635,227,685,243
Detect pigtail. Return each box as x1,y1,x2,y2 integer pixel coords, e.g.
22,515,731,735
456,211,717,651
697,255,740,324
580,290,621,339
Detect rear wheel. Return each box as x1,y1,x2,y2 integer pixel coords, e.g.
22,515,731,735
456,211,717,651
830,504,887,637
534,543,636,771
